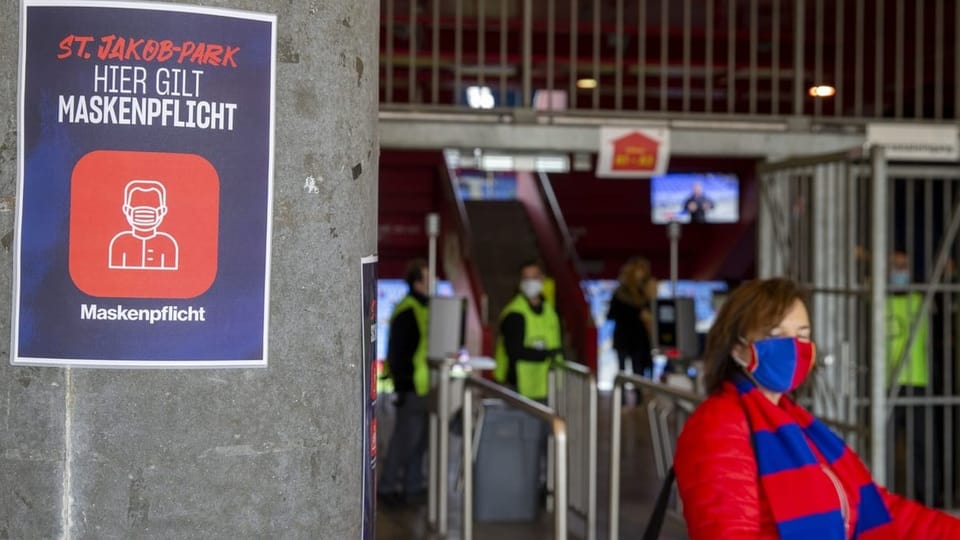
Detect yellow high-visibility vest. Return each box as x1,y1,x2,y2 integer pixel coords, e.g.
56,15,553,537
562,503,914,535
886,293,929,387
494,294,562,400
390,295,430,396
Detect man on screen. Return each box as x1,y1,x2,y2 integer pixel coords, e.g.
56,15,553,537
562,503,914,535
682,181,714,223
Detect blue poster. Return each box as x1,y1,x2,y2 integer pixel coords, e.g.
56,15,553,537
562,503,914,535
13,1,276,367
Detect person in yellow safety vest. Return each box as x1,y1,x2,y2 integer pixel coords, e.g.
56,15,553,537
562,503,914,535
495,260,564,401
378,258,430,507
886,292,929,389
885,250,940,504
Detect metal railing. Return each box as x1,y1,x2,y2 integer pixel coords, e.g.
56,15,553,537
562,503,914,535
608,373,703,540
462,375,568,540
437,162,489,354
426,356,456,535
548,361,598,540
429,356,594,538
533,171,598,371
380,0,960,122
759,147,960,508
428,355,495,534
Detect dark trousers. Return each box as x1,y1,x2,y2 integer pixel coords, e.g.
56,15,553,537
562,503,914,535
617,347,653,377
617,348,652,403
379,391,428,496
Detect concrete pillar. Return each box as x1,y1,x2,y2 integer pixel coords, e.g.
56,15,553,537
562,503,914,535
0,1,379,537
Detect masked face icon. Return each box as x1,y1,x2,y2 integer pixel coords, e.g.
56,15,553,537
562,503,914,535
109,179,180,272
123,183,167,231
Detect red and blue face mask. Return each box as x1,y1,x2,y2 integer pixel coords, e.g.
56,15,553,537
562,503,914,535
742,336,816,393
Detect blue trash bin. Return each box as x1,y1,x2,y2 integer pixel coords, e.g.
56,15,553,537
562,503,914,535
473,400,545,522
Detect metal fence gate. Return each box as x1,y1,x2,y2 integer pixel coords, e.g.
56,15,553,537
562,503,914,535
758,147,960,510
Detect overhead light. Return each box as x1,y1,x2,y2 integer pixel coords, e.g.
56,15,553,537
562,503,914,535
808,85,836,98
481,153,570,173
534,155,570,173
446,148,570,173
480,153,515,171
576,78,598,89
466,85,496,109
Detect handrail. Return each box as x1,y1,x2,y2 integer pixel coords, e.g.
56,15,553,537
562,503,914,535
516,170,597,369
462,375,568,540
549,361,597,540
608,373,703,540
558,358,591,377
437,163,491,349
618,373,705,404
439,163,475,260
426,354,498,535
534,171,597,369
537,171,584,276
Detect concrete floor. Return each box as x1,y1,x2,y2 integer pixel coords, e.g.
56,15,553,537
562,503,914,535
375,391,690,540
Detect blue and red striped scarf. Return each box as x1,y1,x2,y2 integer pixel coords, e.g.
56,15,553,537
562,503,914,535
733,376,895,539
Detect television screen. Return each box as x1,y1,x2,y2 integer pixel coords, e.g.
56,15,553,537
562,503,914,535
657,280,730,333
651,173,740,224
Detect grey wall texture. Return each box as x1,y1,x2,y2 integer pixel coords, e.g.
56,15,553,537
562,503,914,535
0,1,379,538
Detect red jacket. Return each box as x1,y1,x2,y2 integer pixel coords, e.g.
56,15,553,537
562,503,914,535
674,383,960,539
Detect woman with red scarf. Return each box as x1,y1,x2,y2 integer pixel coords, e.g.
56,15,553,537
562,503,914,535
674,278,960,539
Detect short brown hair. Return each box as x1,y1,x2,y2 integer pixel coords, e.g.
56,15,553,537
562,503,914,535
405,258,428,288
703,277,809,393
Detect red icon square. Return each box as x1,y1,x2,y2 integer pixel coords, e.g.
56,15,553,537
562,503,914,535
69,150,219,299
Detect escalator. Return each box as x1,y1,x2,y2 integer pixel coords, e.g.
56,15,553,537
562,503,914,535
463,199,539,330
438,165,597,369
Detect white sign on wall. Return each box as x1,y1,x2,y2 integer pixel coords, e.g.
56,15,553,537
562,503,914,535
866,123,960,162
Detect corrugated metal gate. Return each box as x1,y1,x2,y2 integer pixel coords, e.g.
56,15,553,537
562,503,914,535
758,147,960,509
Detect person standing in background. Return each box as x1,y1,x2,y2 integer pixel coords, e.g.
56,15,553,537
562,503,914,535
495,259,564,402
887,250,942,505
607,257,657,402
378,259,430,507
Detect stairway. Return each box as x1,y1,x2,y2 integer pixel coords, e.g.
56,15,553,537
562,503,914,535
464,200,540,326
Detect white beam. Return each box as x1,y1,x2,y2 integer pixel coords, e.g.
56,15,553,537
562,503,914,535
379,111,865,158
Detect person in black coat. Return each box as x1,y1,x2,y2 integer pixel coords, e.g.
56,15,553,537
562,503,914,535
606,257,657,400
